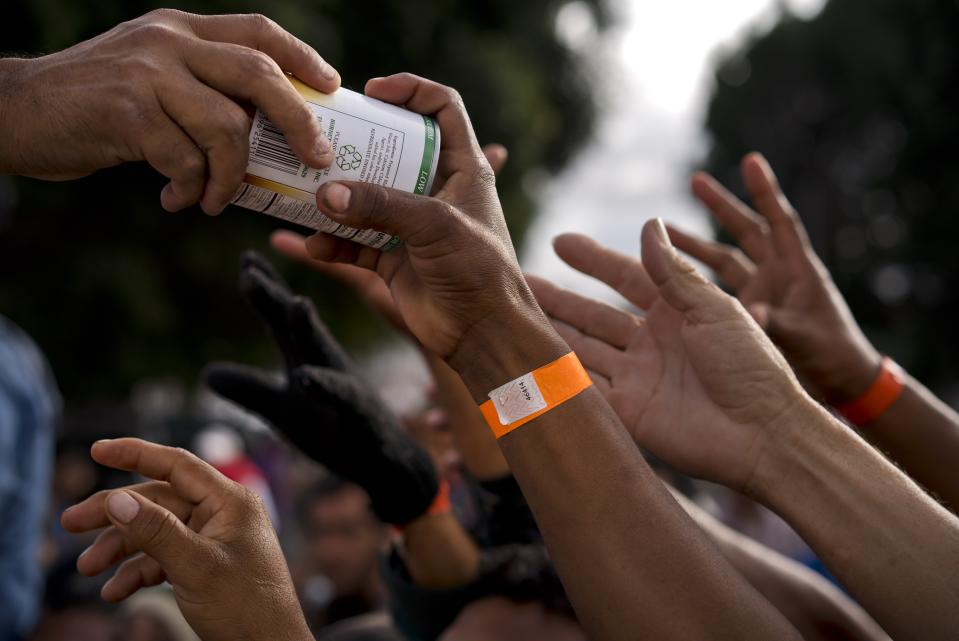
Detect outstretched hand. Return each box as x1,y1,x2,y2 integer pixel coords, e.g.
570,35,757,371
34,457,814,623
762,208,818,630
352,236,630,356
671,153,881,402
204,252,438,525
528,219,809,490
61,438,311,641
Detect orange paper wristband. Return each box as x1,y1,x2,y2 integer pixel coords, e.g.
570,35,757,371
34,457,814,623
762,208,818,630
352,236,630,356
480,352,593,439
425,478,452,517
393,479,451,534
835,357,905,426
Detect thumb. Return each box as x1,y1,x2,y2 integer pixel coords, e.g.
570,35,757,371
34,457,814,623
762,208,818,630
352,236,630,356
315,181,463,248
641,218,738,323
104,490,207,580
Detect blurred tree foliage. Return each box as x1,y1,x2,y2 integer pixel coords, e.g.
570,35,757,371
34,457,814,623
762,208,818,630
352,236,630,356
0,0,609,401
702,0,959,390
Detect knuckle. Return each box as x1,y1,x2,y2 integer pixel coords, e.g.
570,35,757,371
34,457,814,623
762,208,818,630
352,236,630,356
211,107,252,150
444,86,465,110
171,446,194,462
112,89,154,131
237,486,267,517
364,186,393,224
243,50,283,81
178,150,205,178
142,8,178,22
246,13,279,35
138,509,178,549
127,21,181,46
471,165,497,190
718,250,740,272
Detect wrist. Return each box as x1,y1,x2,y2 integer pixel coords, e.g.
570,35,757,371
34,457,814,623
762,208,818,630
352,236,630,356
744,393,845,506
815,339,883,404
447,300,570,403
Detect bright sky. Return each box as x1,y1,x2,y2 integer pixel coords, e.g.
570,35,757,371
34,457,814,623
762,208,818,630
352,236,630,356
521,0,826,301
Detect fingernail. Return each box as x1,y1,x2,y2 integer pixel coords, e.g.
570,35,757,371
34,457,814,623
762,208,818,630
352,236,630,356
77,545,92,561
319,61,338,81
322,183,351,212
652,218,671,246
107,492,140,524
94,439,113,445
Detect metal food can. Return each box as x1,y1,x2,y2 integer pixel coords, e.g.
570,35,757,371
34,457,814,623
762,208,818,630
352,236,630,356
231,78,441,251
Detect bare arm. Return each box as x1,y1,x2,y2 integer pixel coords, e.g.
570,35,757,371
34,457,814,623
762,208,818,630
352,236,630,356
299,74,803,641
673,152,959,510
843,372,959,509
531,222,959,641
402,511,481,589
752,399,959,641
670,489,889,641
452,320,802,641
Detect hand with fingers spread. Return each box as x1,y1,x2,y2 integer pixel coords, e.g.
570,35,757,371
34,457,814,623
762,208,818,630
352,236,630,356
203,251,439,526
531,222,959,641
0,9,338,214
671,152,880,402
60,438,311,641
678,153,959,511
259,76,808,641
529,219,806,490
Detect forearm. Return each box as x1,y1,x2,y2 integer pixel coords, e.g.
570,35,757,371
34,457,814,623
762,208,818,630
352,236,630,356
671,489,888,641
856,374,959,510
0,57,28,174
752,397,959,641
451,314,802,641
421,350,510,480
402,512,481,589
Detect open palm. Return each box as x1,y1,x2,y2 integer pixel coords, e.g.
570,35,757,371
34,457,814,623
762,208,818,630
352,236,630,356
529,221,806,490
668,153,880,401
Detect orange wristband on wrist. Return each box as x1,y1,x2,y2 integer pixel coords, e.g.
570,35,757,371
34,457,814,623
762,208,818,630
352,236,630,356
479,352,593,439
393,479,451,534
424,478,451,517
835,357,905,426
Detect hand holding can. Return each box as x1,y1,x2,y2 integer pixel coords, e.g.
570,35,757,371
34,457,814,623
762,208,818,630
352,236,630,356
232,78,441,250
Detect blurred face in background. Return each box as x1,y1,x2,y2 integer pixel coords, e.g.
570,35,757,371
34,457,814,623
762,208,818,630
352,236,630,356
304,483,387,598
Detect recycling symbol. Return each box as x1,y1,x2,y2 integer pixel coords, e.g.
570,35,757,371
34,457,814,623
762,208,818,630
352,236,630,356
336,144,363,171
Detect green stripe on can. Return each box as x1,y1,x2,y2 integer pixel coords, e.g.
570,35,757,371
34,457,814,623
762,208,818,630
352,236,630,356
414,116,437,195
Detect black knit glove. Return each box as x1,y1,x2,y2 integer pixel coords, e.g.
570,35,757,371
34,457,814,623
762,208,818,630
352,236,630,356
204,251,438,525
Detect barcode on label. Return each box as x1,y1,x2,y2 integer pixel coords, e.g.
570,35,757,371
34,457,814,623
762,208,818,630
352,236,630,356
252,116,302,175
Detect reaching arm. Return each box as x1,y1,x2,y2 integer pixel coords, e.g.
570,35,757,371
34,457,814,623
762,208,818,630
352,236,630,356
401,509,480,590
530,224,959,641
672,152,959,510
61,439,314,641
669,489,889,641
295,73,804,641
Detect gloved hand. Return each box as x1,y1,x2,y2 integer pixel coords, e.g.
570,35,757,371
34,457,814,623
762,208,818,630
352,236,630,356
204,251,438,525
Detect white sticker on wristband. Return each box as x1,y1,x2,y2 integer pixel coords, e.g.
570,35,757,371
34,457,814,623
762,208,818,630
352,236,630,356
488,373,548,425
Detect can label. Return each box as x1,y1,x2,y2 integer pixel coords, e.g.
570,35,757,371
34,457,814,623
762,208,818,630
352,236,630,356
231,79,441,250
